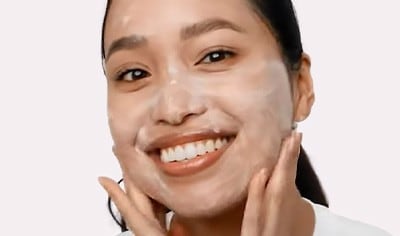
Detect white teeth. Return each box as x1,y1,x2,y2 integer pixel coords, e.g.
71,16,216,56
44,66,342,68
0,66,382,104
196,142,207,156
175,146,185,161
205,139,215,152
159,137,231,163
168,148,175,161
161,149,168,163
184,143,197,160
222,138,228,145
215,138,222,149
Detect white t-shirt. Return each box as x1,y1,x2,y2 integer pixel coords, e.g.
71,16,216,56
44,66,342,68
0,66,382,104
116,201,391,236
310,202,390,236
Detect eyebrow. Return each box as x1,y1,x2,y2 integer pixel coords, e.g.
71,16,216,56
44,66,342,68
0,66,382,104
105,35,147,61
105,18,245,62
180,18,246,40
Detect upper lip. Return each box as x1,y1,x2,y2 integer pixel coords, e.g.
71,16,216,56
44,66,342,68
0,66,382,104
144,129,236,153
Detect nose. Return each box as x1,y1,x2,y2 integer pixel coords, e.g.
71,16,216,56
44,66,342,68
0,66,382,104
151,84,207,125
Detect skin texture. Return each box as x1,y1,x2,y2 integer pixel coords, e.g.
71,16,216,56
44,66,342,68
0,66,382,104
100,0,316,235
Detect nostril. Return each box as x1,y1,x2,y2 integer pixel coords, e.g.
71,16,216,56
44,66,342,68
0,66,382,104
155,112,199,126
180,112,199,124
156,119,169,126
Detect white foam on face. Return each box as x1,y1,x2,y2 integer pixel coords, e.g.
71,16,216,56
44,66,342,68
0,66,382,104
167,65,179,78
120,54,294,215
169,80,177,85
212,126,221,134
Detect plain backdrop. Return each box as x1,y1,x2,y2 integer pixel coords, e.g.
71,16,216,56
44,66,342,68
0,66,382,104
0,0,399,235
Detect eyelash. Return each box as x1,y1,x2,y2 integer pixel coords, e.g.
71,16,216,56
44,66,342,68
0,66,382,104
115,49,236,82
196,49,236,65
116,68,150,82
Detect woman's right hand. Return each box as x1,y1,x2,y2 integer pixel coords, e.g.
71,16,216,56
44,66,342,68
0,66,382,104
240,132,314,236
99,176,168,236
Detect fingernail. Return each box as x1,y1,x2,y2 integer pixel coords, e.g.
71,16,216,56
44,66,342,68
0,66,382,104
298,132,303,142
98,176,107,187
294,132,302,145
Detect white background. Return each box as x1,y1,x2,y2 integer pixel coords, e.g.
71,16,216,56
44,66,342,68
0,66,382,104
0,0,398,235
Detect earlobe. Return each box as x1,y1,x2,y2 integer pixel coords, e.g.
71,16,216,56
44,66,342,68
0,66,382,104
293,53,315,122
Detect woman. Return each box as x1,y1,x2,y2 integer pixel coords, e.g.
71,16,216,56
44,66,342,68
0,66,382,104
98,0,391,235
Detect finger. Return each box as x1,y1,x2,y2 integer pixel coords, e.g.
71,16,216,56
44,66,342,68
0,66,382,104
241,168,268,236
260,134,302,236
152,199,169,229
98,177,164,235
124,177,156,219
274,131,302,183
124,177,169,228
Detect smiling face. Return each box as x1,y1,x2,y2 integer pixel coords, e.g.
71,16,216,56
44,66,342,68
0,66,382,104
103,0,311,218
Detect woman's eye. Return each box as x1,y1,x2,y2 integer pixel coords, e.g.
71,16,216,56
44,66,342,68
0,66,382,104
199,50,235,64
117,69,150,81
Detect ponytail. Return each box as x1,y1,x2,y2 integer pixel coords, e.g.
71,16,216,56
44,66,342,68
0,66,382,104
296,146,329,207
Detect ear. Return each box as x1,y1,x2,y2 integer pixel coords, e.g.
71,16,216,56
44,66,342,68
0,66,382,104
292,53,315,122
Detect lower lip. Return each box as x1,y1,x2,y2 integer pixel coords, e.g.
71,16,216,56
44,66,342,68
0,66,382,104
152,140,233,177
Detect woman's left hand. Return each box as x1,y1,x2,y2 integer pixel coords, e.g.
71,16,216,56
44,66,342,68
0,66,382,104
241,131,315,236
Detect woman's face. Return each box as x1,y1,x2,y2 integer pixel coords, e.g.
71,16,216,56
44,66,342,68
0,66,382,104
104,0,299,217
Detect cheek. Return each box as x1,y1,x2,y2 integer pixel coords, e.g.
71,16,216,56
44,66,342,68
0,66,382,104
205,61,293,174
206,60,293,135
107,93,171,199
110,117,166,199
107,93,149,173
107,90,151,145
107,111,137,148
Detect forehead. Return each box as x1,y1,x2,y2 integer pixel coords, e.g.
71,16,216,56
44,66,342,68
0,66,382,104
104,0,262,50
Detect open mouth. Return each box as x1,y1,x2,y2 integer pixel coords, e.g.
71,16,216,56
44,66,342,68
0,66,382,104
147,134,235,176
159,136,234,163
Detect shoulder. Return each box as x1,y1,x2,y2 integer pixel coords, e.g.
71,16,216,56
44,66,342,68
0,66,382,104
309,200,391,236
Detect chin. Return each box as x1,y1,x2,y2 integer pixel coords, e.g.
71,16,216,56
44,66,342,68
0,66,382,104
163,182,248,219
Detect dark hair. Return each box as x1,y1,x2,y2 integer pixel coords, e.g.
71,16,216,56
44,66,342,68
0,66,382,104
250,0,303,71
101,0,328,231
